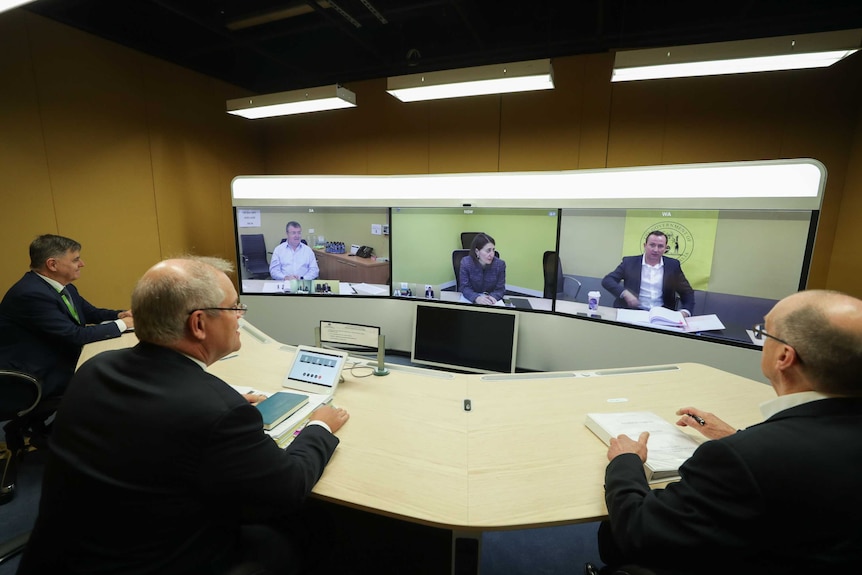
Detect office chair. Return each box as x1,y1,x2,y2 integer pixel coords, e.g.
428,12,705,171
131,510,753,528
239,234,271,279
542,251,582,301
0,531,30,567
460,232,480,249
1,370,42,506
452,249,470,291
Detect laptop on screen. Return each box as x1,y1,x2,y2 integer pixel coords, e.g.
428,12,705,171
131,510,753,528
282,345,349,399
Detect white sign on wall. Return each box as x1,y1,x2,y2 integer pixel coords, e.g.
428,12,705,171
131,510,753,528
237,209,261,228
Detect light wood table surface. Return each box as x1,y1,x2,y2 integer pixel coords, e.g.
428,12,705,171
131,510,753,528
78,320,775,533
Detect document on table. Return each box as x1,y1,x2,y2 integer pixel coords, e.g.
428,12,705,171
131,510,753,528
585,411,703,482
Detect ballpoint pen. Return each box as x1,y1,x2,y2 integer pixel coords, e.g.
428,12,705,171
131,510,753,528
686,413,707,426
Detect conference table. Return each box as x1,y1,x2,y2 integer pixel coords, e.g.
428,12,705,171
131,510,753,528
78,320,774,570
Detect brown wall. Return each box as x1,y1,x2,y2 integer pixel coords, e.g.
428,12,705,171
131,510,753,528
2,10,861,307
0,11,264,309
263,53,862,298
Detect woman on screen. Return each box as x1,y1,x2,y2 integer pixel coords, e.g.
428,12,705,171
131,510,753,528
459,232,506,305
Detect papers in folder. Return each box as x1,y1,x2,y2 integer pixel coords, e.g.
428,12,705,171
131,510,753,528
585,411,701,483
350,283,388,295
616,308,725,333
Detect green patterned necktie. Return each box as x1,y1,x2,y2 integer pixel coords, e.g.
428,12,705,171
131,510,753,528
60,287,81,323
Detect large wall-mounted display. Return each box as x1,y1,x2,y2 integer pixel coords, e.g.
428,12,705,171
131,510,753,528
231,159,825,356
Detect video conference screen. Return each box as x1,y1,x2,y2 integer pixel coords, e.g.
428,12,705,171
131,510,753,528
555,207,817,344
232,203,817,347
234,206,391,296
389,206,560,308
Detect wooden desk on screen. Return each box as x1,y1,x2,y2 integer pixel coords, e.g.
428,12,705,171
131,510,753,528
314,249,390,285
78,321,774,532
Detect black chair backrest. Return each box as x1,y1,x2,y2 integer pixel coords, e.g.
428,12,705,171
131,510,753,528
542,251,562,299
0,371,41,422
460,232,480,249
240,234,267,259
240,234,271,278
452,249,470,291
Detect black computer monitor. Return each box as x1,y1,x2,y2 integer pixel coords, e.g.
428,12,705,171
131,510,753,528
411,302,519,373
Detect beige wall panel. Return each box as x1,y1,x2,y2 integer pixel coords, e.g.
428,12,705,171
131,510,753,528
360,78,432,175
774,61,862,290
0,12,58,289
428,97,501,173
660,74,788,164
264,106,367,174
499,57,584,171
143,57,262,265
27,16,157,308
825,84,862,297
577,53,614,169
605,81,667,167
2,13,264,307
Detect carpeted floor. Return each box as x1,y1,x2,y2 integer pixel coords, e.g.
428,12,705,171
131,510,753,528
0,447,46,574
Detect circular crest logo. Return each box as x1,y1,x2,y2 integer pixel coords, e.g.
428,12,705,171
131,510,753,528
641,221,694,263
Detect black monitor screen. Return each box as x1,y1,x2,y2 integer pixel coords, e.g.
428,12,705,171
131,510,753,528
411,303,519,373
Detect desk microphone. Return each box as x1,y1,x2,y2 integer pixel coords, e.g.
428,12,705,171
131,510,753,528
373,334,389,376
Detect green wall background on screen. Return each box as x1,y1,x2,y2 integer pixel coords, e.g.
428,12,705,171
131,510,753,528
391,208,559,294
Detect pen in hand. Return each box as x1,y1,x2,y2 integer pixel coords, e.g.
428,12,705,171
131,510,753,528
686,412,706,426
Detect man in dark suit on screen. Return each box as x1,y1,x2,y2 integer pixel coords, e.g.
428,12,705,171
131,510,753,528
0,234,132,446
18,256,349,575
601,230,695,316
594,290,862,575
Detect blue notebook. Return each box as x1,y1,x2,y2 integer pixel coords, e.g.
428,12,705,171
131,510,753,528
255,391,310,430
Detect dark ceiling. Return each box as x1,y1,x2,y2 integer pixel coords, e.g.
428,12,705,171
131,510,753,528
24,0,862,94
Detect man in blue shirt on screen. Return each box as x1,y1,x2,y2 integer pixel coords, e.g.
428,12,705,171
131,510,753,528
269,221,319,280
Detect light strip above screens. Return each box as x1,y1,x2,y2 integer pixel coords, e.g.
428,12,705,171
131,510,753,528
0,0,36,13
387,59,554,102
227,85,356,119
612,29,862,82
231,160,825,211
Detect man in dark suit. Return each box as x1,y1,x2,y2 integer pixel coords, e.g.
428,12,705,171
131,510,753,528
595,290,862,574
0,234,132,444
601,231,695,316
18,256,350,574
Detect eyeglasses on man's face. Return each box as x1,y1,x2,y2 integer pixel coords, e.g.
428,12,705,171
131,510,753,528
188,303,248,317
752,323,802,363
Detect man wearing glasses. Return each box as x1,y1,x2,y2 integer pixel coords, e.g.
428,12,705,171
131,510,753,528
593,290,862,574
19,257,349,575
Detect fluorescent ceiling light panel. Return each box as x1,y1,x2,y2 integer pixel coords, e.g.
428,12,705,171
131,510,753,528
613,29,862,82
227,85,356,119
387,59,554,102
0,0,37,13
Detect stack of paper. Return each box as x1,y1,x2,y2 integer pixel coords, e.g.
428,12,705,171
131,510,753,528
616,309,725,333
585,411,702,482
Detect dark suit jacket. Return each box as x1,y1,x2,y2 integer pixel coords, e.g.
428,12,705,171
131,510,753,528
19,342,339,575
0,271,123,397
601,256,695,312
599,398,862,575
